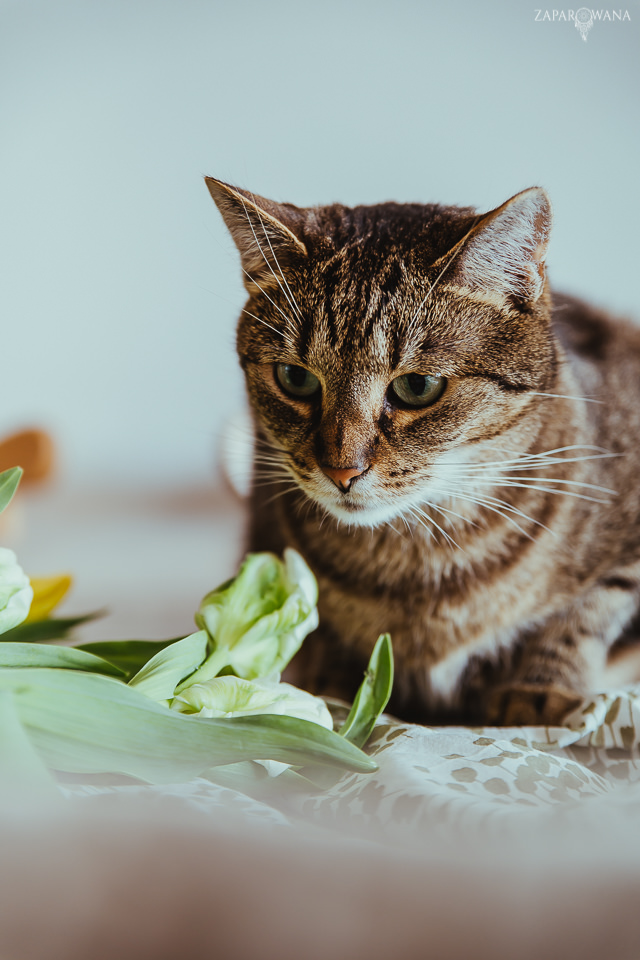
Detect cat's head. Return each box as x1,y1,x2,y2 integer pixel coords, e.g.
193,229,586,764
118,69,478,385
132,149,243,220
207,177,554,527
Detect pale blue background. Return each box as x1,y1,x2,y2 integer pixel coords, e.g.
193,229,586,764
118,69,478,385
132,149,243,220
2,0,639,487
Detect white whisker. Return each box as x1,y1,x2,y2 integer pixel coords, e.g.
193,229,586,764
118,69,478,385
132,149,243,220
239,264,298,345
528,391,604,404
421,498,480,530
450,473,617,495
446,489,540,541
439,445,617,471
458,453,618,472
452,478,611,505
383,515,411,541
262,486,300,507
253,433,288,453
252,482,296,491
514,444,614,458
252,473,294,482
237,196,300,341
398,514,413,537
449,484,556,534
241,306,291,343
408,506,461,551
405,507,436,544
253,453,287,467
408,216,481,329
250,198,305,325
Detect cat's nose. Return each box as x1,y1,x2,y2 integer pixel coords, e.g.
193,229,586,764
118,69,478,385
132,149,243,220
321,465,366,492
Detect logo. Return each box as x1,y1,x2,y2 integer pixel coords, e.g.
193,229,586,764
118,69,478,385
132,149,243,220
575,7,594,40
534,9,631,42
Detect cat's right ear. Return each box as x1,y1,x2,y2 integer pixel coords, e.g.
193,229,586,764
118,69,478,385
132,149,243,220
447,187,553,307
205,177,308,293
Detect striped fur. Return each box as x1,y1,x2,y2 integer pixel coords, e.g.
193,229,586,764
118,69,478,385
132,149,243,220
207,177,640,725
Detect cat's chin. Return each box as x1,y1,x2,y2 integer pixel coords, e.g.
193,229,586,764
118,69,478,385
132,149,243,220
309,486,451,529
317,498,404,528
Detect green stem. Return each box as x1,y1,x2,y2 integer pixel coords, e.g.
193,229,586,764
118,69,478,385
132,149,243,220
173,646,230,693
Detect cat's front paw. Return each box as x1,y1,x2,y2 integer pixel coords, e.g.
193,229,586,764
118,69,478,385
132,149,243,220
485,683,584,727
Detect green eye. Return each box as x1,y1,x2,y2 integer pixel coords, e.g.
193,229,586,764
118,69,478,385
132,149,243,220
389,373,446,408
275,364,321,398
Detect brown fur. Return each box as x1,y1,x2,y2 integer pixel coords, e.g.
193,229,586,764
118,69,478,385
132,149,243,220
206,176,640,726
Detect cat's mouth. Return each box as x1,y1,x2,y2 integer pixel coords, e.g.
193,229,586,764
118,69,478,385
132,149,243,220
285,454,461,527
286,467,386,525
302,468,436,527
322,496,400,526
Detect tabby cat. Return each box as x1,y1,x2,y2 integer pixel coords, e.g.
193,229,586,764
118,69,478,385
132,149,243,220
206,176,640,725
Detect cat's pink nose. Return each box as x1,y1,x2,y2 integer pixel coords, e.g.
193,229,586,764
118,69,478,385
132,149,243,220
321,465,366,492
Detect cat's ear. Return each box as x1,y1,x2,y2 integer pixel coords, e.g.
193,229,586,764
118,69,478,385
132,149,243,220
449,187,552,306
205,177,308,291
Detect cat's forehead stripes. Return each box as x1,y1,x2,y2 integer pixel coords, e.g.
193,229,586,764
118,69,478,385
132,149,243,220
292,270,467,382
295,247,425,376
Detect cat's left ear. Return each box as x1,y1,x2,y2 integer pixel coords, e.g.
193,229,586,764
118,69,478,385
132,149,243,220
205,177,308,292
450,187,552,305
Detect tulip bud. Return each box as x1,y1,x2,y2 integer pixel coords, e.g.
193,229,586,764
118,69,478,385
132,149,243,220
0,548,33,635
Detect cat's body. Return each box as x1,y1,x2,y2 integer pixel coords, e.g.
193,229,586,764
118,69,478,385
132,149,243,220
207,177,640,725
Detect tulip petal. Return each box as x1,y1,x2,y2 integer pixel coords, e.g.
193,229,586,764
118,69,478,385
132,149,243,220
26,575,73,622
185,549,319,687
0,548,33,635
172,676,333,729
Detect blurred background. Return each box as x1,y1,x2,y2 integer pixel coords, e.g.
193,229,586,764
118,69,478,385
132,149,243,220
1,0,638,639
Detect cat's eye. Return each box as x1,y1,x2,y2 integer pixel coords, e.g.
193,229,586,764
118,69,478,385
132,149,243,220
275,363,321,399
389,373,446,408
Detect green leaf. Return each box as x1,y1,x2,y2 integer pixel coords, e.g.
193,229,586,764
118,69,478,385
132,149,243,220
0,642,125,677
0,690,61,798
0,612,103,643
0,467,22,515
128,631,208,700
0,668,377,782
339,633,394,749
74,638,185,680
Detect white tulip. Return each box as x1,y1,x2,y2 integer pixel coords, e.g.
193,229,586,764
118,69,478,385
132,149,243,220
171,675,333,729
0,548,33,635
183,548,319,687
